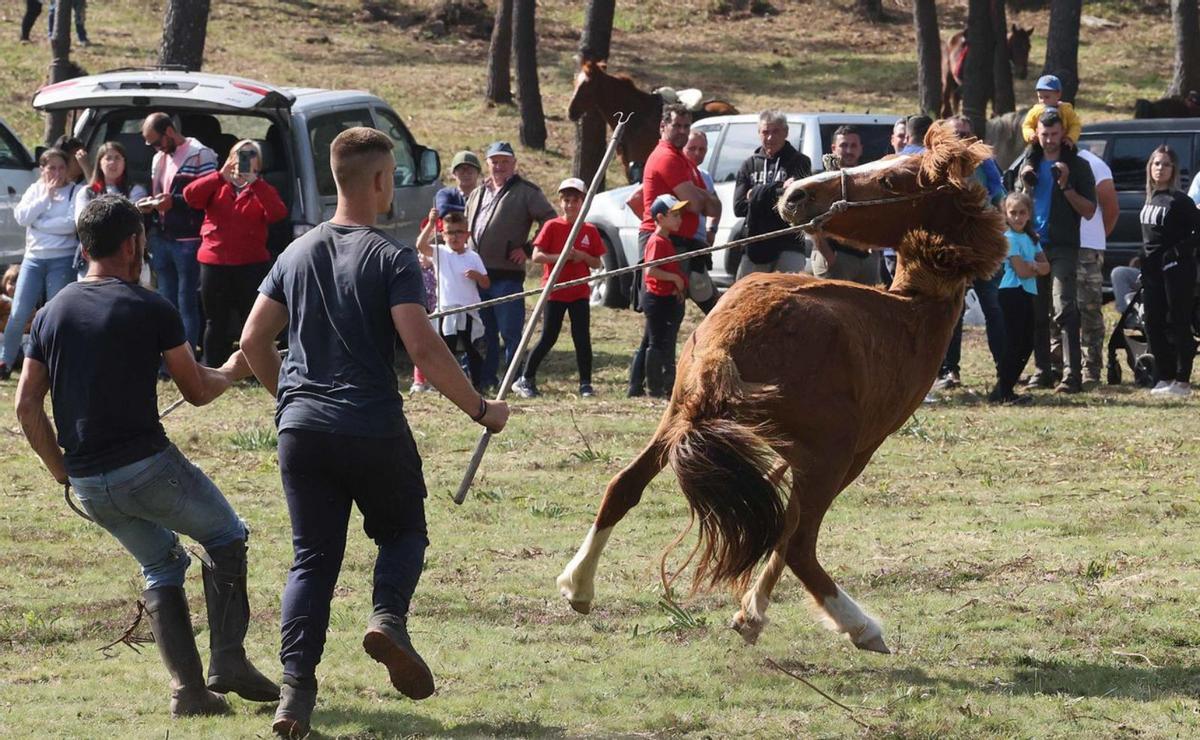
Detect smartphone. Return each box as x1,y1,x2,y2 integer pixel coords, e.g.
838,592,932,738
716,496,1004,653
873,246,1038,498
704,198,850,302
237,149,254,174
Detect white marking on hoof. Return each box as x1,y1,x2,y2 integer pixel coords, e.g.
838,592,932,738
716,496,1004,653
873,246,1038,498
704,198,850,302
812,587,888,654
730,608,768,645
556,525,612,613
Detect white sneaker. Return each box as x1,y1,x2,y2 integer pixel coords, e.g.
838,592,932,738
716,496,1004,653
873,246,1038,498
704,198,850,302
409,382,431,393
923,392,938,404
1165,382,1191,398
1149,381,1173,395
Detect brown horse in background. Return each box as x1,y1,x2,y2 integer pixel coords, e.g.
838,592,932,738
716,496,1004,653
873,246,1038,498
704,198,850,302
568,60,738,182
941,25,1033,117
557,125,1006,653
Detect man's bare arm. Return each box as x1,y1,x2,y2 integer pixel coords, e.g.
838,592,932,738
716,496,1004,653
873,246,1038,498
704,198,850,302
15,359,67,484
240,294,289,397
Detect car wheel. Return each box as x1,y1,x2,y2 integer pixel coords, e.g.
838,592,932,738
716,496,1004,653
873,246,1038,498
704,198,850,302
1133,354,1156,388
599,233,630,309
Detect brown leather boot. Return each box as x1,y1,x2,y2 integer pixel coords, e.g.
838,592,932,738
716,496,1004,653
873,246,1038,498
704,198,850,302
362,614,435,700
143,586,231,718
201,540,280,702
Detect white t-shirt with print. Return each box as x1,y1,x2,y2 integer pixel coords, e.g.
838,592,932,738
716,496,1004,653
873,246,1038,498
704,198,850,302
1077,149,1112,252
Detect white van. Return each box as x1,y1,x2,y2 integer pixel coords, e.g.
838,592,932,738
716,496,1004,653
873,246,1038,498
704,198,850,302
0,116,38,266
33,70,443,255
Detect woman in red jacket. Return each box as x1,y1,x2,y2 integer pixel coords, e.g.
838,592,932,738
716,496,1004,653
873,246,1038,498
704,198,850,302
184,139,287,367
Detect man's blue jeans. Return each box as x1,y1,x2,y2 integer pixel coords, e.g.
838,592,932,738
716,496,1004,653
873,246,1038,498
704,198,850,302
69,445,246,589
150,233,201,352
0,253,74,367
478,276,526,388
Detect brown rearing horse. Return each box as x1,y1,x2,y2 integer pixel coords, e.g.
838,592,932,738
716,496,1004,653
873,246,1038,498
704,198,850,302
941,24,1034,118
568,60,738,182
556,125,1006,654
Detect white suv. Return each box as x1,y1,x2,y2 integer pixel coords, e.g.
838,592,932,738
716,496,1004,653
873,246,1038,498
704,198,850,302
0,116,38,266
585,112,902,308
33,69,443,255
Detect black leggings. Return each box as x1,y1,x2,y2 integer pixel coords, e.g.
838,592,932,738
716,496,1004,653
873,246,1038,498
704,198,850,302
522,298,592,383
21,0,42,39
438,315,484,388
633,292,685,397
997,287,1035,396
200,262,267,367
1142,253,1196,383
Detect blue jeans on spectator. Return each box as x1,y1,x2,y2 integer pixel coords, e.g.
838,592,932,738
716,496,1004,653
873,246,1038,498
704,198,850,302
0,253,75,368
941,270,1005,376
478,276,525,389
47,0,88,42
150,234,201,353
69,445,246,589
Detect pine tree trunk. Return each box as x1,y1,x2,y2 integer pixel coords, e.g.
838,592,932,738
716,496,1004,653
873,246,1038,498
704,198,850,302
158,0,210,71
1042,0,1081,103
43,0,72,146
961,0,994,138
573,0,616,187
990,0,1016,114
1167,0,1200,97
485,0,514,105
912,0,942,117
513,0,546,149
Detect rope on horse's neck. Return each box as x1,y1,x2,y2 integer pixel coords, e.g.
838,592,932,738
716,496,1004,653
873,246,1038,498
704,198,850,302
427,187,932,321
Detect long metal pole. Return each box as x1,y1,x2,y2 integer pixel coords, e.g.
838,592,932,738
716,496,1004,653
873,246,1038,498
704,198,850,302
454,113,632,505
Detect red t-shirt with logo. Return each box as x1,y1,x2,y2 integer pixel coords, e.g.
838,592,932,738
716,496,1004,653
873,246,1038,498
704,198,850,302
640,139,703,239
533,217,607,302
643,233,686,297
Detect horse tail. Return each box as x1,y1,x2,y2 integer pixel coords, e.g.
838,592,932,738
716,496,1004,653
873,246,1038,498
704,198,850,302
659,347,788,593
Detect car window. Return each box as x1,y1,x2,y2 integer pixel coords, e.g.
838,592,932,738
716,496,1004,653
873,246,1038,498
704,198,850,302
0,125,31,170
712,122,760,183
373,108,418,187
308,108,374,197
1109,134,1194,191
818,124,896,165
1076,137,1107,159
691,123,721,172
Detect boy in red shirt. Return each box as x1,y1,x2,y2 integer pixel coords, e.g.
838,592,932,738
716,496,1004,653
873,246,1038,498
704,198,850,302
513,178,605,397
631,195,688,398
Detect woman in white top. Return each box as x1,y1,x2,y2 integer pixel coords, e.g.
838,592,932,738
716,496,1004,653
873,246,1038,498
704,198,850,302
0,148,79,379
74,141,149,280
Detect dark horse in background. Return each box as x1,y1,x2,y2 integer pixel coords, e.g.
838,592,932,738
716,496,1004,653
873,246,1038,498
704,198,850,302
1134,91,1200,119
941,25,1033,118
568,60,738,183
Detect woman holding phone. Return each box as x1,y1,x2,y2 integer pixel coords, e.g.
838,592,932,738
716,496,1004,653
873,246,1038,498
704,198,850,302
74,141,150,279
183,139,287,367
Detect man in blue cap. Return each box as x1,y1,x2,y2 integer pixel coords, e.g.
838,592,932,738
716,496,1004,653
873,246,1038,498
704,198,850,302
463,141,556,391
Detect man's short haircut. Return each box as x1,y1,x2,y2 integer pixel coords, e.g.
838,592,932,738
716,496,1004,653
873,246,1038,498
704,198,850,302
946,115,973,134
145,111,177,135
39,148,68,167
1037,109,1063,129
758,109,788,130
833,124,860,139
330,127,394,190
906,114,933,143
442,210,467,226
661,103,691,126
77,194,144,260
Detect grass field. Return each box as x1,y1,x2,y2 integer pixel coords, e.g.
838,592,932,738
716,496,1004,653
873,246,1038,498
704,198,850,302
2,0,1198,737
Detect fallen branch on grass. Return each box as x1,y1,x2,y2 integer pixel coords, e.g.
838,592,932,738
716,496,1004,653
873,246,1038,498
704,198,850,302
764,657,872,730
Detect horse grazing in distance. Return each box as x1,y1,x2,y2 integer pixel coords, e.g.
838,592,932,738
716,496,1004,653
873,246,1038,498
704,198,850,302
568,60,738,182
941,25,1033,117
1134,91,1200,119
556,125,1006,654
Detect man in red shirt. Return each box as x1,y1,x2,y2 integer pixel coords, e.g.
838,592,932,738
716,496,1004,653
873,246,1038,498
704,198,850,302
512,178,606,398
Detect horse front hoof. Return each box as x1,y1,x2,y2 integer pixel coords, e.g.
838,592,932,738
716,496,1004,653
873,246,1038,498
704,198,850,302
854,634,890,654
568,600,592,615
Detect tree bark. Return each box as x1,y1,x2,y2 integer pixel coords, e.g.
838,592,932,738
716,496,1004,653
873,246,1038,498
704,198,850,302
512,0,546,149
990,0,1016,114
158,0,210,71
1042,0,1081,103
43,0,72,146
856,0,885,23
573,0,616,187
912,0,942,117
961,0,994,138
485,0,514,105
1167,0,1200,97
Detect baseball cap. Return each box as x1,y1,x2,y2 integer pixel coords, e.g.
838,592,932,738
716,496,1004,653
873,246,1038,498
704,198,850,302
434,187,466,217
485,141,515,159
650,194,688,218
558,177,587,194
1035,75,1062,92
450,150,481,172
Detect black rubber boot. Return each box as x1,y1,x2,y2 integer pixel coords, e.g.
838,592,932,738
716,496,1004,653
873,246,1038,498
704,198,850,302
273,678,317,738
143,586,231,718
202,540,280,702
363,613,435,700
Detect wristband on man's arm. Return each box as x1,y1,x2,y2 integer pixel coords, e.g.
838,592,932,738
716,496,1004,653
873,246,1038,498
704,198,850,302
470,396,488,422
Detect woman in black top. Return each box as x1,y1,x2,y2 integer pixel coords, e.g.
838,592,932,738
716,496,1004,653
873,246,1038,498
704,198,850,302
1139,145,1200,396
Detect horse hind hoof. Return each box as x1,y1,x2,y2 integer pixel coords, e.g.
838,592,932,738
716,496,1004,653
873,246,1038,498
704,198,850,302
854,634,891,654
568,599,592,615
729,612,765,645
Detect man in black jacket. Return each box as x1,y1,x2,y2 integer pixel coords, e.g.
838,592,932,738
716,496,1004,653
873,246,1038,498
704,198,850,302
732,110,811,280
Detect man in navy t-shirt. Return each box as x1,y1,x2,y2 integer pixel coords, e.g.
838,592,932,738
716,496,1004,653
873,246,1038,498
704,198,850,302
15,194,277,719
240,127,509,738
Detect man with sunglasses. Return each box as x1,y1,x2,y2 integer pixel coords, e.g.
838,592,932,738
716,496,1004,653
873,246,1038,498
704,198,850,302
141,112,218,360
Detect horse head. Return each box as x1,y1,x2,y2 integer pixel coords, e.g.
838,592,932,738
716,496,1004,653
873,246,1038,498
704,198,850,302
778,124,1005,289
568,59,608,122
1008,25,1033,80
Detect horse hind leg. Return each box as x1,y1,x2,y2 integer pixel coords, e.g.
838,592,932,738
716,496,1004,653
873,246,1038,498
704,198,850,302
556,433,667,614
729,464,794,645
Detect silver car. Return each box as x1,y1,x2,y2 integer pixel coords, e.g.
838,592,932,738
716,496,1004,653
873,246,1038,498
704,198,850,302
585,112,902,308
33,70,443,253
0,116,38,266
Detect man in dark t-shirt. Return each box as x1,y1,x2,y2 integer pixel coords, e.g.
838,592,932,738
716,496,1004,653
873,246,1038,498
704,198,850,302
240,127,509,739
15,195,277,719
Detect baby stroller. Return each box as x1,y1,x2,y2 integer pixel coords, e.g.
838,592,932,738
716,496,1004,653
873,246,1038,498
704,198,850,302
1106,271,1200,386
